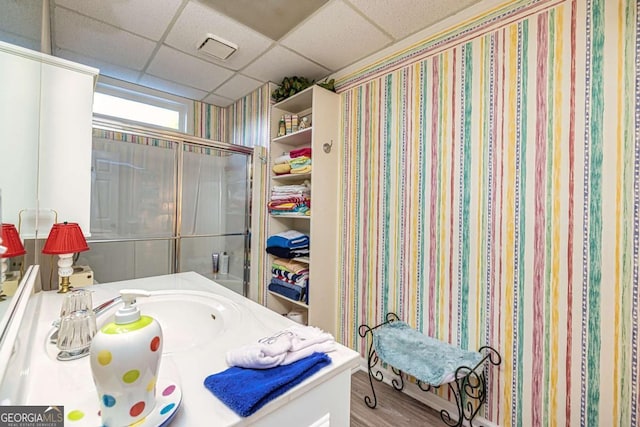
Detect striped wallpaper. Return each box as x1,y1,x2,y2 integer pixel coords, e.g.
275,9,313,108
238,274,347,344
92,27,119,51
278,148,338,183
193,100,227,142
228,83,271,147
337,0,639,425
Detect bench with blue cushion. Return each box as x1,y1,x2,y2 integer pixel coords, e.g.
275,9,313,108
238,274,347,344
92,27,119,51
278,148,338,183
358,313,501,427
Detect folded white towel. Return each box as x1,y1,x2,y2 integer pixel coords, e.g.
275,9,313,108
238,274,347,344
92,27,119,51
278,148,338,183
274,154,292,164
225,332,293,369
282,340,336,365
225,346,287,369
285,325,335,351
225,326,335,369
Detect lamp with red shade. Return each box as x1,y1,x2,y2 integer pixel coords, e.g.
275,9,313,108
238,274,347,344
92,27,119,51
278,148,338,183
42,222,89,293
1,224,27,300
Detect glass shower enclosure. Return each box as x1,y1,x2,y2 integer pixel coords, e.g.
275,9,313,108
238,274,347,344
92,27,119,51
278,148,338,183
78,120,252,296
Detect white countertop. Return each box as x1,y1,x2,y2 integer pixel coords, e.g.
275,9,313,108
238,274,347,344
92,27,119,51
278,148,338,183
18,272,360,426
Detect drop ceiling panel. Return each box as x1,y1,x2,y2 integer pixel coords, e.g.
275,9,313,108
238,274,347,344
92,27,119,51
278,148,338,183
53,0,183,40
350,0,483,39
281,0,392,71
0,0,41,42
243,46,330,84
146,46,234,91
0,31,40,52
52,8,156,70
213,74,263,100
138,74,209,101
200,0,330,40
55,48,142,83
165,0,273,71
201,93,234,108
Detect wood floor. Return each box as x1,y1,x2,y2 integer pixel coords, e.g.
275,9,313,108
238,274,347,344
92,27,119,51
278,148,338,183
350,369,444,426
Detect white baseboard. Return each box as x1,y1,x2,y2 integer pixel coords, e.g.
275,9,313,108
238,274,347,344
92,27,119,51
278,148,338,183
354,357,499,427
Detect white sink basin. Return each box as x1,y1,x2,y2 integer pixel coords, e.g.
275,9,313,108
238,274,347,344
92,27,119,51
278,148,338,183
46,290,244,359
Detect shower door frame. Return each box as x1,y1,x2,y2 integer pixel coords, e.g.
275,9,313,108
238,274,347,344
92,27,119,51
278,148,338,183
91,118,253,296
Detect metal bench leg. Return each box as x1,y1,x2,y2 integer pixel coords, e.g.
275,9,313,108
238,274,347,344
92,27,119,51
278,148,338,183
439,346,501,427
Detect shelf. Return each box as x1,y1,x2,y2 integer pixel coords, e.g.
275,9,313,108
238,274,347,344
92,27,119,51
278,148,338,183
268,291,309,309
269,213,311,219
272,172,311,182
272,86,314,113
272,127,312,146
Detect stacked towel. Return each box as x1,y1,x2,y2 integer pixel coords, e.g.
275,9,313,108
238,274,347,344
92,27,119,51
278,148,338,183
266,230,309,248
266,231,309,259
204,352,331,417
271,148,312,175
269,182,310,216
289,156,311,174
267,257,309,302
225,325,336,369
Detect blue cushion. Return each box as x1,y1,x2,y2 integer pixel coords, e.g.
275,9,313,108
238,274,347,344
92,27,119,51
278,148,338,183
373,321,483,386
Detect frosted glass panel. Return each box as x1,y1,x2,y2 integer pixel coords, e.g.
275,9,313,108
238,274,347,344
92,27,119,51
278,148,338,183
181,145,249,236
180,235,246,295
78,240,174,284
91,138,177,238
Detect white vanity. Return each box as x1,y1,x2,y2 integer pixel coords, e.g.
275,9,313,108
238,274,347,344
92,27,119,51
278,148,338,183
0,270,360,426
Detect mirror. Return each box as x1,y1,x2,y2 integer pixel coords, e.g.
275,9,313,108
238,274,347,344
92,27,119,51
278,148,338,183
0,39,43,341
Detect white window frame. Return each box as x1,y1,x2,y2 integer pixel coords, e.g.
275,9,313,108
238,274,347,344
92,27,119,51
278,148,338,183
93,77,192,133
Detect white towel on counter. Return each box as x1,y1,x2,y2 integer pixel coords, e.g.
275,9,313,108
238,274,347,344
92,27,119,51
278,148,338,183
282,340,336,365
225,325,336,369
225,332,292,369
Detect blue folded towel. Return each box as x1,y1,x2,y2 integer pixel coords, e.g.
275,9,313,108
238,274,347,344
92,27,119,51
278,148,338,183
267,231,310,248
204,352,331,417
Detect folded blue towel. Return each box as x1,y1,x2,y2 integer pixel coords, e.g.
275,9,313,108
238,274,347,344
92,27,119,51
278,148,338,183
267,231,310,248
268,281,303,301
204,352,331,417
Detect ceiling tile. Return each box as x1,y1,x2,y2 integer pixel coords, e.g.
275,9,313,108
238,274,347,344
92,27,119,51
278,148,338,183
54,48,142,82
213,74,263,100
0,0,41,42
146,46,234,91
201,93,235,107
349,0,483,39
53,0,183,40
164,0,273,71
0,31,40,52
139,74,209,101
53,8,156,70
281,0,392,71
200,0,329,40
243,46,330,84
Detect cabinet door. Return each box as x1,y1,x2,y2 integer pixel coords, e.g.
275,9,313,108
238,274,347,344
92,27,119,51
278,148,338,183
38,61,96,235
0,46,41,227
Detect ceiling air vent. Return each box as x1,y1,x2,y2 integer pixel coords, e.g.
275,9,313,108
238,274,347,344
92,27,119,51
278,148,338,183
197,34,238,60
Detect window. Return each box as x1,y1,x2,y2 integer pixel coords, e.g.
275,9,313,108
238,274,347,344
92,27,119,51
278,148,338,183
93,79,191,132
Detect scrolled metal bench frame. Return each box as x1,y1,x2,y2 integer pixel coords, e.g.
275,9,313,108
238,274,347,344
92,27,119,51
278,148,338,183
358,312,502,427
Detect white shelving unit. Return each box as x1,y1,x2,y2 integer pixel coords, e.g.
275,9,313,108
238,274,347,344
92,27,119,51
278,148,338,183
266,85,340,337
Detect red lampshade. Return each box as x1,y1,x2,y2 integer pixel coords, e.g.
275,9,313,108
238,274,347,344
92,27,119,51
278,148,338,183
42,222,90,255
1,224,27,258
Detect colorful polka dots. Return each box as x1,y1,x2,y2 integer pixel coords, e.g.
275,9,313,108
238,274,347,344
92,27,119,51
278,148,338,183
162,384,175,396
150,336,161,351
97,350,112,366
123,369,140,384
160,403,175,415
67,410,84,421
146,377,157,392
129,401,146,417
102,395,116,407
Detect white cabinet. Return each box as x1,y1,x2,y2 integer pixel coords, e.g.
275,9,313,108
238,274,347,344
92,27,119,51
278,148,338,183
266,85,340,337
0,41,98,237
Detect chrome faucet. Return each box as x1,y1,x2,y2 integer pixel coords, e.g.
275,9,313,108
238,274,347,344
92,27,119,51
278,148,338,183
50,295,123,345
